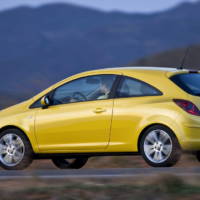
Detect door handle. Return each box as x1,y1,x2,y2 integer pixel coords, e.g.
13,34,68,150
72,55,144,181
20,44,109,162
94,108,106,113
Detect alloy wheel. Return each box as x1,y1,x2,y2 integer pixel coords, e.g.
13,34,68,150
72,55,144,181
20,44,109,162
144,129,172,164
0,133,25,167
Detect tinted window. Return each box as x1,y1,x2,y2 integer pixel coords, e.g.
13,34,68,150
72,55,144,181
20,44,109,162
171,73,200,96
52,74,116,105
30,98,42,108
116,77,162,98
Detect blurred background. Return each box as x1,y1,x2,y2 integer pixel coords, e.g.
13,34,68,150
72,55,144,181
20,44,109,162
1,1,200,199
1,0,200,109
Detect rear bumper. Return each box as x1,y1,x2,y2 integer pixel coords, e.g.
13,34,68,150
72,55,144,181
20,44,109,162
180,125,200,151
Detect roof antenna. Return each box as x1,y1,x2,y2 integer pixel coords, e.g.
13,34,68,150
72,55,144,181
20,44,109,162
178,47,190,70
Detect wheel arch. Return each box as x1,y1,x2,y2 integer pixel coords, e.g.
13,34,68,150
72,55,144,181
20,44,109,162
137,123,180,153
0,125,34,150
0,125,24,132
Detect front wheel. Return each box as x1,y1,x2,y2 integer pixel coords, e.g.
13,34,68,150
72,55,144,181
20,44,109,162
52,157,88,169
0,129,33,170
140,125,181,167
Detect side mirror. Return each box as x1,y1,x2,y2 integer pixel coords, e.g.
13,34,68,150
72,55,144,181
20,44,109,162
40,96,50,108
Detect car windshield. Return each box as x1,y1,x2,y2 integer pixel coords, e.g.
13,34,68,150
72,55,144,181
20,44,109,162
170,73,200,96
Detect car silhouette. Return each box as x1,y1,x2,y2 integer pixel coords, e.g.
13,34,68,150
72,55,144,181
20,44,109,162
0,67,200,170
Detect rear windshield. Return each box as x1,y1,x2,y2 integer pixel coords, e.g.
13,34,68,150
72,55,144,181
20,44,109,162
171,73,200,96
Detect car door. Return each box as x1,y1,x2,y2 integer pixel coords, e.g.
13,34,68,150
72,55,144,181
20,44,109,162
110,76,163,151
34,74,117,152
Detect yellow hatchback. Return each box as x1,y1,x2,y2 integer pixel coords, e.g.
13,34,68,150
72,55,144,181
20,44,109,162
0,67,200,170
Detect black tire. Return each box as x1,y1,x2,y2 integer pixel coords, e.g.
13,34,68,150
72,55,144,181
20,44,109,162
52,157,88,169
140,125,181,167
0,129,33,170
195,151,200,162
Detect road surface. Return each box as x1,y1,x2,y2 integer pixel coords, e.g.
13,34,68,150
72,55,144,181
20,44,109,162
0,167,200,179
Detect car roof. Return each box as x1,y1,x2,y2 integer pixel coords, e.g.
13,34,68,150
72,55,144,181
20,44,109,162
79,66,190,77
97,66,182,72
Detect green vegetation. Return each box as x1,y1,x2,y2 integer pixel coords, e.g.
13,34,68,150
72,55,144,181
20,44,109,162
1,175,200,200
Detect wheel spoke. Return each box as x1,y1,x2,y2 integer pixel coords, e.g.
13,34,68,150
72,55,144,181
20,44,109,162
3,134,13,145
162,144,172,156
146,132,158,144
145,136,154,144
14,137,23,147
158,151,163,161
159,131,170,144
0,144,7,154
152,131,159,142
153,151,159,161
144,144,154,155
3,154,12,164
13,151,23,162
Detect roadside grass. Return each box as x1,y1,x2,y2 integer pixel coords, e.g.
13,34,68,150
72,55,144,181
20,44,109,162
1,175,200,200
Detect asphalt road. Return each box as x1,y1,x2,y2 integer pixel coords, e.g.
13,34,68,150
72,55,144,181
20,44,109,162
1,167,200,179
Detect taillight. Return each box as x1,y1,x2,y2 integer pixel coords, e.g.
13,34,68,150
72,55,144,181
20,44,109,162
173,99,200,116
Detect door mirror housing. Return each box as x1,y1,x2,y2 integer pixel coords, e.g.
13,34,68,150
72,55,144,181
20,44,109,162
40,96,50,108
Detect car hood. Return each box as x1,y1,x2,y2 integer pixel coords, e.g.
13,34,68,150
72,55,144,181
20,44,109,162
0,100,31,118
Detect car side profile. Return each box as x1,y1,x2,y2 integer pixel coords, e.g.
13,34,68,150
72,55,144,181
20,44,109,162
0,67,200,170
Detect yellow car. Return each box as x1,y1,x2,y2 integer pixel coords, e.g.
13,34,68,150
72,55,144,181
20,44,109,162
0,67,200,170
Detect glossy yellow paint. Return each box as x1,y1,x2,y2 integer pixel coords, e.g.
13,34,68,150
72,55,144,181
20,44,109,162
0,67,200,154
35,99,114,151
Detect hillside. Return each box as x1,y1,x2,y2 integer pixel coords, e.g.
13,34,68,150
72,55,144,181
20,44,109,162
133,45,200,69
0,1,200,96
1,44,200,109
0,92,27,109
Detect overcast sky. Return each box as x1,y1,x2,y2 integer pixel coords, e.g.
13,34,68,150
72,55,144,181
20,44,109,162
0,0,198,13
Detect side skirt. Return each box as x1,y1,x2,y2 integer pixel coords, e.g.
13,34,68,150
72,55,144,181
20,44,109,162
33,152,140,159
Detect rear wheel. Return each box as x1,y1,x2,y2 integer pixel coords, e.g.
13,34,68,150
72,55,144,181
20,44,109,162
140,125,181,167
0,129,33,170
195,152,200,162
52,157,88,169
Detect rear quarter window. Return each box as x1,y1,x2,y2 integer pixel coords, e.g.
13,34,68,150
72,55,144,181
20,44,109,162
170,73,200,96
116,76,162,98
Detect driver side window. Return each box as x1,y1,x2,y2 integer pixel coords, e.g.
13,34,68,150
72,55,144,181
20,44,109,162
52,74,116,105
